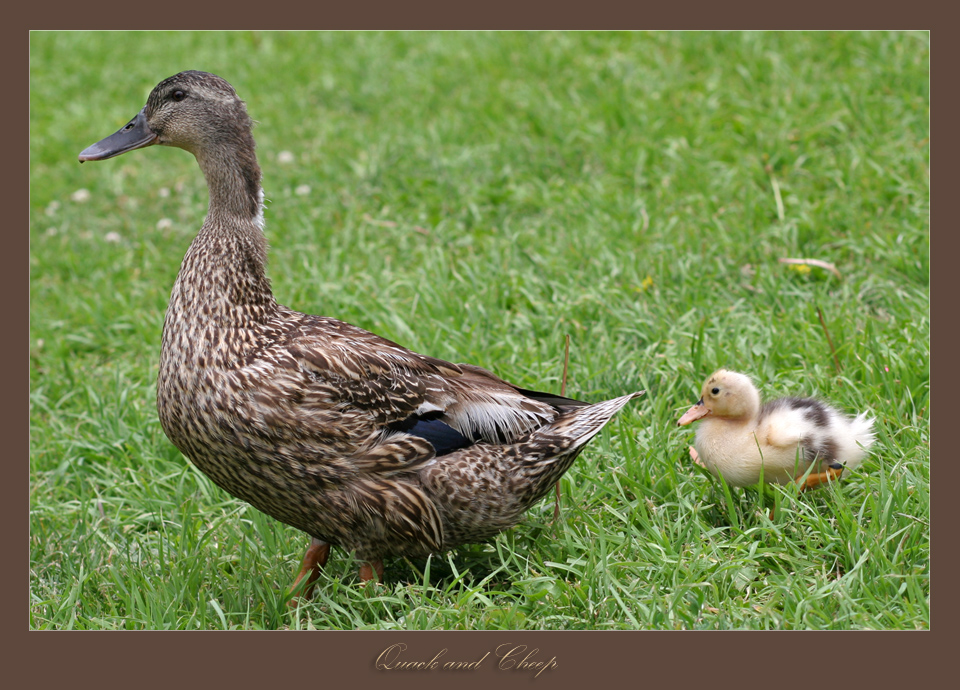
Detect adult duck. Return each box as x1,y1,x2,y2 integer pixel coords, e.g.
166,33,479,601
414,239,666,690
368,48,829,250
79,71,641,596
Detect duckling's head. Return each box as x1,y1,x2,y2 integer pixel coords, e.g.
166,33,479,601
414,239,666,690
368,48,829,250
677,369,761,426
79,71,255,162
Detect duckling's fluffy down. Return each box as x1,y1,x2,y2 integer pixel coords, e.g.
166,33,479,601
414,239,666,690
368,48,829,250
679,370,875,487
759,397,875,467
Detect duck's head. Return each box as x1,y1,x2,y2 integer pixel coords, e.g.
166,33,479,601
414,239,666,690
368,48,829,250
79,71,254,163
677,369,760,426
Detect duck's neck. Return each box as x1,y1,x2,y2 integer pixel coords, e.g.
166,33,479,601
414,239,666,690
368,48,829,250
196,140,264,220
172,144,279,329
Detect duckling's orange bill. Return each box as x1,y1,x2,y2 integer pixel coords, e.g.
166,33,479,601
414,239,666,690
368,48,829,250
677,399,709,426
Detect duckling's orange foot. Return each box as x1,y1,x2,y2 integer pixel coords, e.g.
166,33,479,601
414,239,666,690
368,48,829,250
359,560,384,583
689,446,705,468
287,538,330,604
796,465,844,492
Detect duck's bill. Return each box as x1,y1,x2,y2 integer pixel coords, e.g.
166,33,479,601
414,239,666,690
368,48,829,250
677,400,709,426
79,108,158,162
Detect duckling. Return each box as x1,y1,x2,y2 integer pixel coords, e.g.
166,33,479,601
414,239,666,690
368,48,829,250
677,369,874,489
78,71,642,597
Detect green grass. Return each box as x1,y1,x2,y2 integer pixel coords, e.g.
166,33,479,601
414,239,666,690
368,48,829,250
30,31,929,629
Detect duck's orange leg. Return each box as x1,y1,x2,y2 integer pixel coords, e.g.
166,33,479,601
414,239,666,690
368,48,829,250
288,538,330,601
689,446,705,468
796,465,844,492
359,560,384,583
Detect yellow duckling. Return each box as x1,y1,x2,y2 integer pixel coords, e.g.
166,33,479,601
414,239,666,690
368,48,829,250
677,370,875,489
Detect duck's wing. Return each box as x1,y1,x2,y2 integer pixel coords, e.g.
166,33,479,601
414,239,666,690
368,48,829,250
439,362,587,443
282,316,576,457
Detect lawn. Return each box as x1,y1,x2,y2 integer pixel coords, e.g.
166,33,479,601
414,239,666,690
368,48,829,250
29,31,929,629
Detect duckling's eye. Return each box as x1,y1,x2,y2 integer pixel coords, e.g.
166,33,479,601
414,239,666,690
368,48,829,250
172,90,187,102
711,387,720,395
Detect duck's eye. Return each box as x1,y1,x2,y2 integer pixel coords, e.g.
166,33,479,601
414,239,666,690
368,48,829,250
172,90,187,102
711,387,720,395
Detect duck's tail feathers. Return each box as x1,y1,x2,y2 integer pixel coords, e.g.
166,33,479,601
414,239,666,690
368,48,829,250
512,391,641,502
540,391,643,448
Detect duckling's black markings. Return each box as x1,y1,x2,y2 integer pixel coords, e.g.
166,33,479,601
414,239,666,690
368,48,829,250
811,437,840,464
761,398,838,463
759,397,824,427
79,71,641,594
793,397,831,428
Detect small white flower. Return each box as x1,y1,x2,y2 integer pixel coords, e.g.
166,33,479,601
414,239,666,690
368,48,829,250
45,201,61,216
295,184,311,196
277,151,295,164
157,218,173,230
104,232,122,243
45,227,58,237
71,189,91,203
158,187,171,198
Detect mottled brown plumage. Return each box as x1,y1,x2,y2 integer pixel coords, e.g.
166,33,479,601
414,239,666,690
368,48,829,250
79,71,642,594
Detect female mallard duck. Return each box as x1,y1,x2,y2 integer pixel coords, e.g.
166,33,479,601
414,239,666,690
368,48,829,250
677,369,874,489
79,71,641,596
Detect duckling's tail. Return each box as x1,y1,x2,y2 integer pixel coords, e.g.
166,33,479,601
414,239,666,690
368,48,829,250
843,412,876,468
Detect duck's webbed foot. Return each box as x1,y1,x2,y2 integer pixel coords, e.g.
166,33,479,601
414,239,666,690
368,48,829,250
689,446,705,468
287,538,330,603
796,464,844,492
